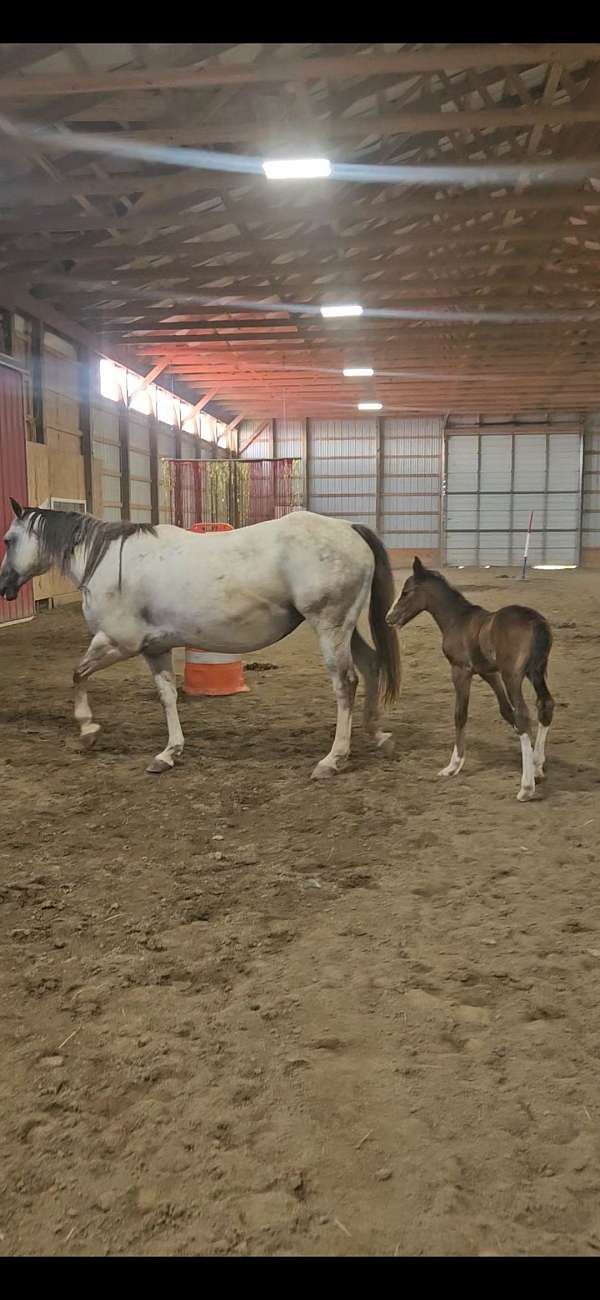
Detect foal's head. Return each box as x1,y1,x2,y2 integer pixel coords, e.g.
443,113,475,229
385,556,437,628
0,500,46,601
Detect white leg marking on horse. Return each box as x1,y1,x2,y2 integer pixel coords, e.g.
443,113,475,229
533,723,549,779
439,745,465,777
145,653,185,774
517,733,536,801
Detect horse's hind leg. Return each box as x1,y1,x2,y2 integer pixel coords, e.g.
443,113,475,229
144,650,184,775
502,670,535,801
480,669,516,728
311,624,359,781
529,667,554,780
74,631,131,750
351,629,394,758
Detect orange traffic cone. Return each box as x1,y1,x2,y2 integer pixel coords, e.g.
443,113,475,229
184,523,249,697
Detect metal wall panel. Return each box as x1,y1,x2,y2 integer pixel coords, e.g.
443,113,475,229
91,402,121,521
445,429,582,566
381,417,443,552
238,420,273,460
582,423,600,550
0,361,34,624
274,419,304,460
128,410,152,522
308,418,377,529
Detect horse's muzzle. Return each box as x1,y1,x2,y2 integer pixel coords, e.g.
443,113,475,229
0,575,20,601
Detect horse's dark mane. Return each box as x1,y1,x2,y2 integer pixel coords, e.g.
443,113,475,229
22,507,156,589
419,564,477,610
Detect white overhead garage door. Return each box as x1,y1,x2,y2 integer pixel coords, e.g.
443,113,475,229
445,430,583,567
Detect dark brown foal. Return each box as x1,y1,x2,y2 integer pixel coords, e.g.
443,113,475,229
386,557,555,801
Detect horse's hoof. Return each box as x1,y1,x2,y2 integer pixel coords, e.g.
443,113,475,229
534,766,545,781
517,785,536,802
146,757,174,775
438,761,464,777
377,733,395,758
81,724,100,751
311,761,337,781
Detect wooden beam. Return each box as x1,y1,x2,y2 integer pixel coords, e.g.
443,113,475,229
239,420,271,456
186,386,219,419
77,343,94,512
127,357,168,401
1,46,599,97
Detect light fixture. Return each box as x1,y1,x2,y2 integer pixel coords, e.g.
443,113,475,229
533,564,577,571
320,304,363,318
343,366,374,377
357,401,382,411
262,157,331,180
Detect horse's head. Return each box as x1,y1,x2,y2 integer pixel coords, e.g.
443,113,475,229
0,499,45,601
385,555,430,628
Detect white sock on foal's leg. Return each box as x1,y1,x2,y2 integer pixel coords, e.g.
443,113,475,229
533,723,549,779
517,733,536,801
439,745,465,777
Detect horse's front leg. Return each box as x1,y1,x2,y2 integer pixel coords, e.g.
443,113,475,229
74,631,132,750
144,651,185,774
311,629,358,781
439,665,472,776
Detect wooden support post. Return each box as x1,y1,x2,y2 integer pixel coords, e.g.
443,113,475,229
375,416,383,535
118,407,130,521
30,316,44,444
149,415,160,525
302,418,310,510
77,344,94,513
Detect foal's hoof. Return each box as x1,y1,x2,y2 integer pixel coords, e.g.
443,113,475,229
146,757,174,775
81,724,100,751
517,784,536,802
376,733,395,758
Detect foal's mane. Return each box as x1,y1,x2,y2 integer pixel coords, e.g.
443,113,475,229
22,507,156,589
419,564,476,610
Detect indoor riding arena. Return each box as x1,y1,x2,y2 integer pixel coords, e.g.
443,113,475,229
1,43,600,1259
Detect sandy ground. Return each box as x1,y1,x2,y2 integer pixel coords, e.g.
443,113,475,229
1,565,600,1257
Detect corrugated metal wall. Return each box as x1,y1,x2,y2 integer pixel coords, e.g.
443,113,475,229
0,361,34,625
445,428,583,566
583,417,600,560
128,411,152,523
308,418,378,530
238,419,273,460
381,417,443,554
91,402,122,521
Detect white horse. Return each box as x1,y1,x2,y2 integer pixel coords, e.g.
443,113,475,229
0,501,401,778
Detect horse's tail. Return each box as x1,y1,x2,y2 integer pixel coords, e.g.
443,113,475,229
527,615,553,675
351,523,402,705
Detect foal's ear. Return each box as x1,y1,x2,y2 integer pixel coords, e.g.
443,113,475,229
413,555,425,579
9,498,23,518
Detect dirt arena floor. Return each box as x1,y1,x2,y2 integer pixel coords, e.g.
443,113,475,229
1,565,600,1257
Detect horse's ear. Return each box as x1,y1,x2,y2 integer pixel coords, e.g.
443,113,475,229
9,498,23,518
413,555,425,579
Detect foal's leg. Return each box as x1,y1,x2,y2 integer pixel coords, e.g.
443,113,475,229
144,651,185,775
480,670,516,728
530,667,554,780
501,670,535,801
74,631,133,750
351,629,394,757
311,625,358,780
439,665,472,776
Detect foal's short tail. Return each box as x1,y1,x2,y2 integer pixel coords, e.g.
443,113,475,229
352,524,402,704
527,615,553,677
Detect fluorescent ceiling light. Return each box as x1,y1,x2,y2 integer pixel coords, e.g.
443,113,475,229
320,303,363,318
533,564,577,570
343,366,374,377
357,401,382,411
262,157,331,180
